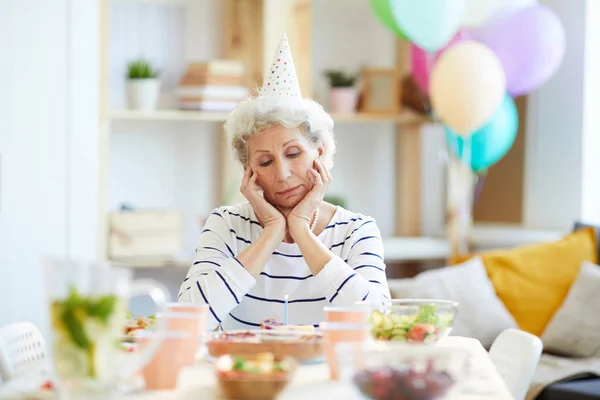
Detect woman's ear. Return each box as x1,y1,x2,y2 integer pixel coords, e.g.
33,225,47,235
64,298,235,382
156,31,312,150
317,144,325,159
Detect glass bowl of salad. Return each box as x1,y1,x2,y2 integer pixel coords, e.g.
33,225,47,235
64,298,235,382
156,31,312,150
361,299,458,344
336,341,469,400
214,352,298,400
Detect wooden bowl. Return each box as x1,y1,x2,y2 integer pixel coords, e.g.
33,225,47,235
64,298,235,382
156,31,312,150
216,355,297,400
206,330,323,362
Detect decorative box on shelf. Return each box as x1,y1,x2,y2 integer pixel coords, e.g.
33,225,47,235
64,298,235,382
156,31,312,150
108,211,183,262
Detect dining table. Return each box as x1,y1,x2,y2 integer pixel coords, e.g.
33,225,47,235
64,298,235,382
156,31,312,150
127,336,514,400
0,336,514,400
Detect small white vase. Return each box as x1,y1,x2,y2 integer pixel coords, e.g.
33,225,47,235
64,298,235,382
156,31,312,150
127,79,160,111
329,87,358,114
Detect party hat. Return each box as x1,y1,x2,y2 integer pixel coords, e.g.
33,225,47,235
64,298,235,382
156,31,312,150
259,33,302,98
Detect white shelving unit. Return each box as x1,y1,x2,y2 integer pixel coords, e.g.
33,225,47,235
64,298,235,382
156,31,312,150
104,0,435,265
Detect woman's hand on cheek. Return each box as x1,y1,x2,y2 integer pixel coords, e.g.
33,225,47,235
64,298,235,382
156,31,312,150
288,159,332,236
240,167,286,238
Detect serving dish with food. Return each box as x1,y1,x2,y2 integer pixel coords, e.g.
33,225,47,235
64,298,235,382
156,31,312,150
365,300,457,344
336,342,469,400
215,352,297,400
206,319,323,362
122,312,156,344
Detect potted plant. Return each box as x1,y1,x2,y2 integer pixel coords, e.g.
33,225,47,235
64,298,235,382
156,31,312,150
126,58,160,111
324,70,359,114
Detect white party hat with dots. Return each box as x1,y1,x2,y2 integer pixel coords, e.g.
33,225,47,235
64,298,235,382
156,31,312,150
260,33,302,98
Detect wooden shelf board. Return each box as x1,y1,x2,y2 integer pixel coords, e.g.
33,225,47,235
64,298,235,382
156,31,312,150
330,110,427,124
111,0,189,4
110,109,229,122
112,225,564,268
110,109,429,125
110,258,192,268
110,237,448,268
461,223,563,249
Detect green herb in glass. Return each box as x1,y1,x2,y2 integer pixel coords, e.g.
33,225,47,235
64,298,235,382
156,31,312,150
52,286,119,378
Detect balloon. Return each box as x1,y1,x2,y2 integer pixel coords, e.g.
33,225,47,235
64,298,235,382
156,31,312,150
446,94,518,172
430,41,506,136
390,0,467,52
463,0,538,27
369,0,407,39
474,5,566,96
411,29,472,95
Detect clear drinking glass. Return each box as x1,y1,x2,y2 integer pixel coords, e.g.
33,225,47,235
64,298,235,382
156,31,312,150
46,259,169,399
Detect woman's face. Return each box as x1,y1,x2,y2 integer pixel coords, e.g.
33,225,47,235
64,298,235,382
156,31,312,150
247,125,323,209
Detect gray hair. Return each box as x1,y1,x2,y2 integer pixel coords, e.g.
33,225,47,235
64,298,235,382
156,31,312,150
224,96,336,169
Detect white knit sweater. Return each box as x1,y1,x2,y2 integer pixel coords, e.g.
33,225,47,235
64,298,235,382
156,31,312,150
178,202,391,331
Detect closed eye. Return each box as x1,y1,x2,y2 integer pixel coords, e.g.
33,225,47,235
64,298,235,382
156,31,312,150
259,160,273,167
287,152,300,158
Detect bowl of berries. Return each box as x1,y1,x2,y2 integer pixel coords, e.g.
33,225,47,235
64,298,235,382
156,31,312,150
335,342,469,400
363,299,458,344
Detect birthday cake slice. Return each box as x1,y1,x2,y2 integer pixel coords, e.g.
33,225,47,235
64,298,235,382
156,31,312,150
260,318,314,332
260,318,283,330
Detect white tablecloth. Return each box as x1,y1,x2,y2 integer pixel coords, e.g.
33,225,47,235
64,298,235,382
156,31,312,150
127,337,514,400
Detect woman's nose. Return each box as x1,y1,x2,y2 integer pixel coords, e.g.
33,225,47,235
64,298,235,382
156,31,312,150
274,160,291,181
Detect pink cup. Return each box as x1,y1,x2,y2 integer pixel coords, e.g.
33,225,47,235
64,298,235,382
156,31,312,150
167,303,209,333
157,311,203,366
323,305,370,324
137,331,190,390
319,322,370,380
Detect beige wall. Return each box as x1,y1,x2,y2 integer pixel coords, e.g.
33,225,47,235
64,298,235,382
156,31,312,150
473,96,526,224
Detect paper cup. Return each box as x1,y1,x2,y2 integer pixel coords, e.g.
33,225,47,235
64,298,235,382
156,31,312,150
157,311,203,366
136,331,190,390
319,322,370,380
323,305,370,324
167,303,209,334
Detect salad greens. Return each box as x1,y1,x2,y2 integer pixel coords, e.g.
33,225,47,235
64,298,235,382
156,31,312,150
229,353,289,375
368,304,454,343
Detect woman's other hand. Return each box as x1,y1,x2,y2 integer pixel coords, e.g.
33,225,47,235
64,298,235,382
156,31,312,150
240,167,286,237
288,159,332,237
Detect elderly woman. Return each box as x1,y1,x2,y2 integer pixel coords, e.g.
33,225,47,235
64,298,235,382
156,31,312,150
178,35,390,331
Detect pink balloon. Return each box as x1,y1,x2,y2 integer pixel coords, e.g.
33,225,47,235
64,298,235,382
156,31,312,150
411,29,472,94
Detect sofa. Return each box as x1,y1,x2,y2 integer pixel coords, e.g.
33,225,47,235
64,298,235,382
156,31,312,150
388,221,600,400
533,222,600,400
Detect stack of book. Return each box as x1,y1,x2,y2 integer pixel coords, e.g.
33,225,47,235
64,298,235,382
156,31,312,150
177,60,249,112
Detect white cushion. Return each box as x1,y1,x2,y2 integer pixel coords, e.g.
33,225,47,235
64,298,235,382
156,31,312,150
406,257,518,348
541,261,600,357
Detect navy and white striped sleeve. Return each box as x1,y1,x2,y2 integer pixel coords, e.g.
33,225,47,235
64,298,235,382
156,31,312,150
177,209,256,331
312,217,391,306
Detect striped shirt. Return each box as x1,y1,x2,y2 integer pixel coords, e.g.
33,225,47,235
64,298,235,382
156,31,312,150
178,201,390,331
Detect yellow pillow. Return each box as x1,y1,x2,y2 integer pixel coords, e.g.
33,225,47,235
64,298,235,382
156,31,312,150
454,227,597,336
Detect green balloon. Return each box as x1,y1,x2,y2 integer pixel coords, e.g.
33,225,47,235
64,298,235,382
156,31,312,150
370,0,408,39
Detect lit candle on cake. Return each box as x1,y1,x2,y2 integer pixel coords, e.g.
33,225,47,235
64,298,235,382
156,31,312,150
284,294,289,325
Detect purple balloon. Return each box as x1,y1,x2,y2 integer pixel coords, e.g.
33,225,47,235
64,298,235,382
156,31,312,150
474,5,566,97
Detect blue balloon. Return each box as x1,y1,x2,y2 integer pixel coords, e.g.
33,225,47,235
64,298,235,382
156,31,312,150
446,94,518,172
390,0,467,52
